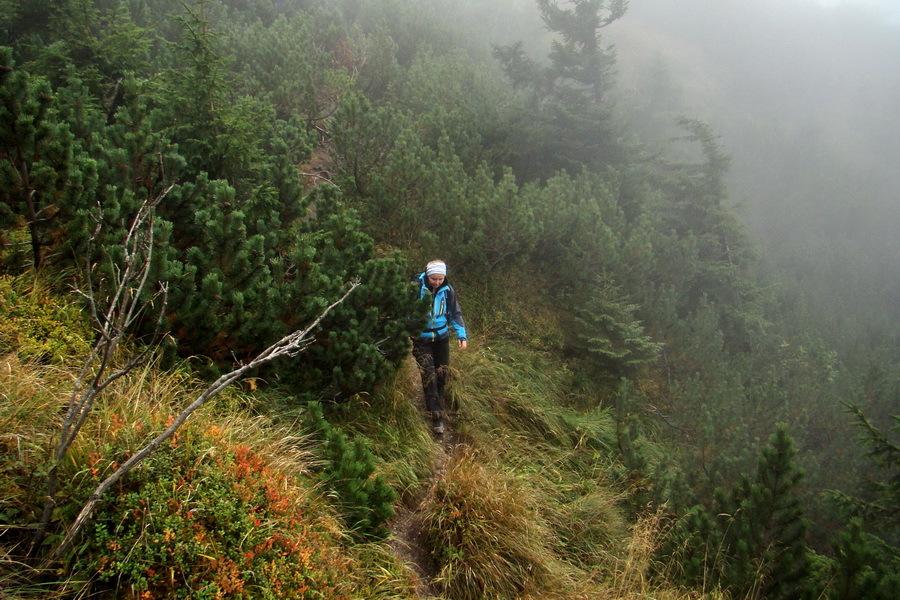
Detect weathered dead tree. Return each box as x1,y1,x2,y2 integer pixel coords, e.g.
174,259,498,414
45,279,359,561
31,190,171,555
30,181,361,563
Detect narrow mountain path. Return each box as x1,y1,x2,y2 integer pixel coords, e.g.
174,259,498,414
387,420,464,599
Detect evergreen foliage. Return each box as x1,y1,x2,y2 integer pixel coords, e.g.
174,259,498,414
838,402,900,534
306,401,396,538
528,170,624,281
398,47,507,168
828,518,900,600
0,1,896,597
572,277,661,376
824,403,900,598
162,3,270,185
493,0,628,179
331,91,401,196
33,0,153,97
0,0,54,48
224,13,351,124
611,379,657,510
286,185,422,396
0,48,97,269
666,425,820,599
2,4,419,396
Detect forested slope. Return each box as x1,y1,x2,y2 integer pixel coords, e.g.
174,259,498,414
1,1,896,598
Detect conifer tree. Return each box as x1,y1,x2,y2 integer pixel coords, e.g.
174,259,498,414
225,13,352,125
573,277,662,377
0,0,54,48
20,0,155,109
62,73,184,270
825,403,900,599
650,119,759,330
161,174,287,359
667,425,820,599
331,91,401,195
839,402,900,535
0,48,97,269
361,121,440,245
829,518,900,600
612,379,657,510
0,2,422,393
668,501,720,585
286,184,422,397
424,155,538,273
741,425,818,600
162,1,271,187
306,402,396,538
529,170,624,281
398,47,507,168
492,0,628,179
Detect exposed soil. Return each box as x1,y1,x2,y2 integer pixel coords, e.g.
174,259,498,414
387,420,464,599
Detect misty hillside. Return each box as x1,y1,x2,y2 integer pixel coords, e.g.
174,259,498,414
1,1,898,599
606,0,900,354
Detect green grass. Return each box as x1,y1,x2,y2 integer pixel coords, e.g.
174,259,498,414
0,271,726,599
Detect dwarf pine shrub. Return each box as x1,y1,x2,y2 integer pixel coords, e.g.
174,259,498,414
306,401,397,539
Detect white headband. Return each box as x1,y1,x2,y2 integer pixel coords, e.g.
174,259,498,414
425,262,447,277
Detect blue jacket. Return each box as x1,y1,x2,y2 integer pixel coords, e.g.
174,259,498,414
415,273,467,341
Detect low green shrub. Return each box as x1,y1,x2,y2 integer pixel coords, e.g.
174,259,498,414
73,423,353,600
306,401,397,539
0,274,91,363
317,359,437,503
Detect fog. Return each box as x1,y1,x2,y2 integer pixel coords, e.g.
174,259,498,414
818,0,900,24
595,0,900,344
607,2,900,214
440,0,900,343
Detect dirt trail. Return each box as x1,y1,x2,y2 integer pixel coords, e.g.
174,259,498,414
388,424,464,599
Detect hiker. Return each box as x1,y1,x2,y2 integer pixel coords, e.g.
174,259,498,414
412,260,468,434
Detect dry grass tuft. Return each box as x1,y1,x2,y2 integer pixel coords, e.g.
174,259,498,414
424,449,579,599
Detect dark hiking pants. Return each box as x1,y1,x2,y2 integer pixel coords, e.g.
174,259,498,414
412,337,450,414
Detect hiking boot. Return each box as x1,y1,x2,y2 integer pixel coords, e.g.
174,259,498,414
432,411,446,435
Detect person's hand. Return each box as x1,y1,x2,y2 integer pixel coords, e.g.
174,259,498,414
459,339,468,351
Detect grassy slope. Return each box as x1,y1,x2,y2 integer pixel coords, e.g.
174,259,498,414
327,266,722,598
0,270,720,598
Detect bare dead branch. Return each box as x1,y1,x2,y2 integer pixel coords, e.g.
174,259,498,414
300,170,335,185
31,187,173,555
46,279,360,561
